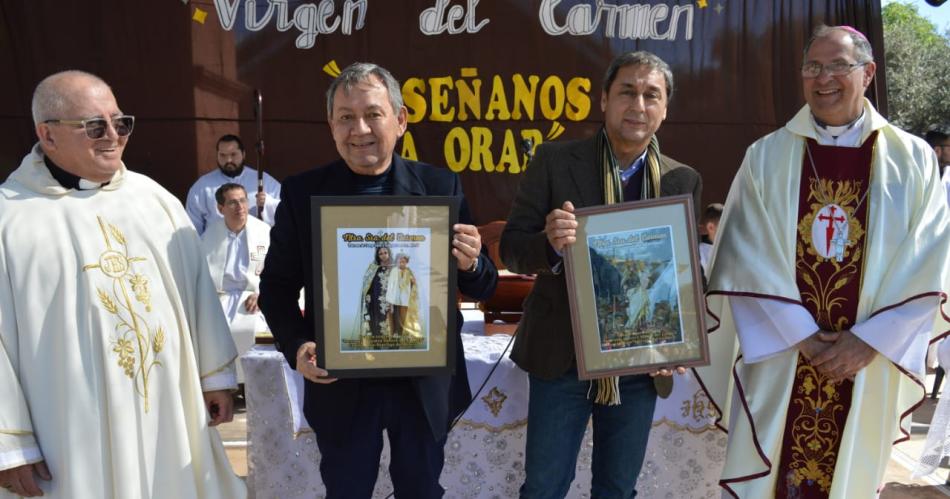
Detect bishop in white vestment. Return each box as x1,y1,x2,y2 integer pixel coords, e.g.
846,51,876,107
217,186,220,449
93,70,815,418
0,71,245,499
699,27,950,498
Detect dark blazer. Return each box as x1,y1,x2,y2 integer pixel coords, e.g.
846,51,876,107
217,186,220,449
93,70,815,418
259,155,497,443
500,135,702,380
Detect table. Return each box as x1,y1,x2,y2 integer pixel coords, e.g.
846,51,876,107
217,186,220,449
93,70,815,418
242,334,725,498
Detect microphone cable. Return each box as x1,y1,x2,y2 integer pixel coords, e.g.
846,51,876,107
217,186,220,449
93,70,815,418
382,329,517,499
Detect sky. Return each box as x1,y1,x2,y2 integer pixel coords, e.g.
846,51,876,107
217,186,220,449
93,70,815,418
883,0,950,33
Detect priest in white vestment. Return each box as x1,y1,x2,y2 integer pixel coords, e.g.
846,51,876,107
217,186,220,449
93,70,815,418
201,183,271,382
0,71,246,498
698,26,950,498
186,134,281,235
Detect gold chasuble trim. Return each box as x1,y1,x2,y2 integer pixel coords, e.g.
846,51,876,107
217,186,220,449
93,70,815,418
200,354,238,379
0,429,34,436
82,216,163,413
781,358,851,493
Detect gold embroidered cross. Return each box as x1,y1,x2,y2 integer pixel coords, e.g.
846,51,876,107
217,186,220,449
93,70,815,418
83,216,163,413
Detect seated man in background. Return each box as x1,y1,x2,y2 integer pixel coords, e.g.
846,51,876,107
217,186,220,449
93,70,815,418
201,182,271,382
698,202,723,280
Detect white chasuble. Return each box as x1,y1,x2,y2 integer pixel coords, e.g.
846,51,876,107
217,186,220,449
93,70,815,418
696,101,950,498
0,145,246,499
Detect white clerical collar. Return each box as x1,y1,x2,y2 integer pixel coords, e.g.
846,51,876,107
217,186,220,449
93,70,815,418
77,178,105,190
810,111,866,147
44,155,109,190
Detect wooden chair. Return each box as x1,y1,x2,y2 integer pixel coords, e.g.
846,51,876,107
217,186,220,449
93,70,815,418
476,221,535,324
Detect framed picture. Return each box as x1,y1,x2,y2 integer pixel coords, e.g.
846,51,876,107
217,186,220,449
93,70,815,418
564,195,708,379
310,196,459,378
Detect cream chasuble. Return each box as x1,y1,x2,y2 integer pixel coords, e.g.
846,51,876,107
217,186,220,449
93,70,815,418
0,146,246,499
696,101,950,498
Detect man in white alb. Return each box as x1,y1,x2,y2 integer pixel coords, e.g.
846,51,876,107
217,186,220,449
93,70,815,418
0,70,245,499
186,133,281,234
201,182,271,382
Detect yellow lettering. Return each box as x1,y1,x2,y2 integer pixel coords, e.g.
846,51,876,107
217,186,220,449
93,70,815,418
484,76,511,121
402,78,427,124
400,130,418,161
428,76,455,122
470,126,494,172
456,71,482,121
511,74,540,120
497,129,521,174
565,77,591,121
539,76,565,121
444,127,469,172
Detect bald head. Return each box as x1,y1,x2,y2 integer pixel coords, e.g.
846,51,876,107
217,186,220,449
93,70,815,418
33,71,129,183
32,70,112,125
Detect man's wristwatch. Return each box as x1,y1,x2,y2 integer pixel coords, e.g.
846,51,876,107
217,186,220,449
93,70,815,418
464,258,478,273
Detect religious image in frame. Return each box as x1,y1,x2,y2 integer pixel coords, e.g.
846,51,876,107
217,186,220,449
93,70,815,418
588,225,684,352
338,227,431,353
311,196,459,378
564,195,709,379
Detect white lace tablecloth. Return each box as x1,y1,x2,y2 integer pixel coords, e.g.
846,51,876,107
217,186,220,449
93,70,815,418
241,334,726,498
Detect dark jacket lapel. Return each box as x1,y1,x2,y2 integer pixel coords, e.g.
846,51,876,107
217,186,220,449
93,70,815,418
317,161,357,196
566,134,603,208
390,155,427,196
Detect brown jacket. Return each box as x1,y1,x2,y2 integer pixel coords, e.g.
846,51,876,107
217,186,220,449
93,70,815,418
500,134,702,379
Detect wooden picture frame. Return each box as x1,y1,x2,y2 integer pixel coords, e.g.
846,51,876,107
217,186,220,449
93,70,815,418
564,195,709,379
310,196,459,378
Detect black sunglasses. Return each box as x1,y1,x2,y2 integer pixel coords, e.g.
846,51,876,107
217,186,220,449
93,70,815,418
44,115,135,139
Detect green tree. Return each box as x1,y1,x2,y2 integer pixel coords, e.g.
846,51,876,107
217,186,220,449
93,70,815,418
882,2,950,135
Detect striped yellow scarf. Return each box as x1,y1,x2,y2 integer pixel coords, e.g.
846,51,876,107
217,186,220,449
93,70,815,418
592,129,661,405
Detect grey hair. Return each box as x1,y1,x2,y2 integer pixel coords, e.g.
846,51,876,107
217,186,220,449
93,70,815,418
603,51,674,101
326,62,403,118
32,70,110,125
803,25,874,63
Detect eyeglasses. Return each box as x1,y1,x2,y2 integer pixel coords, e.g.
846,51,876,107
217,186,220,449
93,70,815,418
801,61,868,78
222,198,248,208
44,115,135,139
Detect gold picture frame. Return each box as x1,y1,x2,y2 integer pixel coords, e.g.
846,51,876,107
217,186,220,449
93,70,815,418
311,196,459,378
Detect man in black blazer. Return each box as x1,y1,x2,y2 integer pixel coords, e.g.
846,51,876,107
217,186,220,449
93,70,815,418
501,52,702,498
259,62,497,499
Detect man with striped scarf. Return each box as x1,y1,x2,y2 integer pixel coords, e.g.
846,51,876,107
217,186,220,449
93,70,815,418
501,51,702,498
